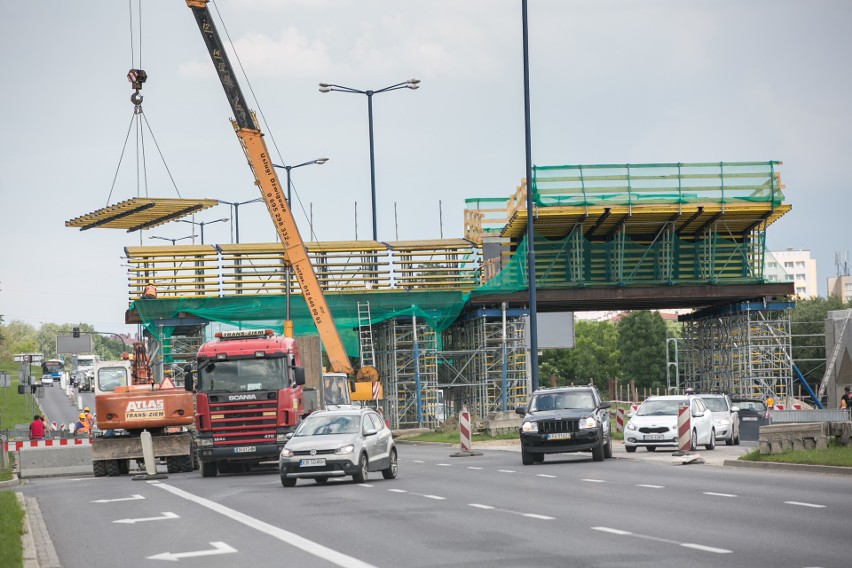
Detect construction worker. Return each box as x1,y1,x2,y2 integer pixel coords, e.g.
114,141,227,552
74,413,91,435
84,406,94,427
141,282,157,299
840,385,852,411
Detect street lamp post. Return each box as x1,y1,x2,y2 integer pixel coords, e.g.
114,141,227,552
178,217,229,244
214,197,264,243
149,235,195,245
318,79,420,241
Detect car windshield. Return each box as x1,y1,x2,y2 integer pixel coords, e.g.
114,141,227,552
198,358,288,393
700,398,729,412
735,400,767,412
530,392,595,411
295,415,360,436
636,399,684,416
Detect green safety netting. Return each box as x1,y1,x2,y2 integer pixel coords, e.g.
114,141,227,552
132,290,471,357
473,230,765,297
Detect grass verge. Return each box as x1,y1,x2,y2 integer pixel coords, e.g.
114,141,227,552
0,491,25,568
739,441,852,467
400,430,518,444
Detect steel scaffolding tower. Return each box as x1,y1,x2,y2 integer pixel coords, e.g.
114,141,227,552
679,302,794,400
374,317,440,430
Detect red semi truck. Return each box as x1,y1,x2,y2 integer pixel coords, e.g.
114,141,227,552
187,329,350,477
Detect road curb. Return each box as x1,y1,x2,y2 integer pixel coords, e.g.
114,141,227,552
723,459,852,476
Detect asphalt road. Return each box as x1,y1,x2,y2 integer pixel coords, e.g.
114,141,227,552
18,443,849,567
37,379,95,431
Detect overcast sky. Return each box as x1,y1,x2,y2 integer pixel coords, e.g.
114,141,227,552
1,0,850,334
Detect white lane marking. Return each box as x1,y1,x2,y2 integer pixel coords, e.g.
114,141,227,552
522,513,555,520
92,494,145,503
113,512,179,524
592,526,733,554
498,470,516,473
636,484,664,489
703,492,737,498
537,474,557,478
156,484,378,568
592,526,631,536
582,479,606,483
681,543,733,554
388,489,407,493
412,460,425,463
359,484,374,488
469,504,494,510
147,541,237,561
437,463,452,467
785,501,826,508
423,495,446,500
467,466,483,470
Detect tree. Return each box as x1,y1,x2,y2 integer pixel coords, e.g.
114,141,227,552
617,311,668,390
790,296,851,390
539,320,620,391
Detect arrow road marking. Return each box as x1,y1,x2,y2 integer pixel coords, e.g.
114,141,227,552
113,512,179,524
147,541,237,562
92,495,145,503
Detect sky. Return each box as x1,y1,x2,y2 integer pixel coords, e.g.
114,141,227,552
1,0,850,336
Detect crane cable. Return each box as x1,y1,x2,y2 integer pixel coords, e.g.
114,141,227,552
105,0,183,211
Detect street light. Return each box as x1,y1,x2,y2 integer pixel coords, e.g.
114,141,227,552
213,197,264,244
149,235,195,245
269,158,329,324
178,217,229,244
318,79,420,241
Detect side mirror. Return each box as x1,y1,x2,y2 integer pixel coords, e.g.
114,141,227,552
183,365,194,391
349,380,356,393
731,406,740,413
363,427,378,437
599,401,612,409
515,405,527,416
293,366,306,386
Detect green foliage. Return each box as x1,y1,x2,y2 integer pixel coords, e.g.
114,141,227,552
617,311,668,390
739,440,852,467
790,297,851,388
539,320,620,390
0,320,129,364
0,490,25,567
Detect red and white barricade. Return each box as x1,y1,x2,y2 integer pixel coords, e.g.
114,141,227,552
3,438,92,452
615,408,626,433
459,406,472,452
677,403,691,452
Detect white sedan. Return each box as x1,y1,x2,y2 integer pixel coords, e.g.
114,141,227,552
624,395,715,452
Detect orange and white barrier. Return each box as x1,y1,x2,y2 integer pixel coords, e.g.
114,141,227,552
3,438,92,452
615,408,626,433
677,403,691,452
459,406,472,452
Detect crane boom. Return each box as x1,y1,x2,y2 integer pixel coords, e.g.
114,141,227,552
185,0,353,375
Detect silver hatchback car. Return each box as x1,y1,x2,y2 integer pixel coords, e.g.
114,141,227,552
279,408,398,487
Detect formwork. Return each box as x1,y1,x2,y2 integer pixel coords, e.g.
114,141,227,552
679,302,794,399
438,311,528,420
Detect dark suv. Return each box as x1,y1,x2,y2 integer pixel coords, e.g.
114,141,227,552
515,386,612,465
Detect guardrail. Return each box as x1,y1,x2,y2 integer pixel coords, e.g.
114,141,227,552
770,410,851,423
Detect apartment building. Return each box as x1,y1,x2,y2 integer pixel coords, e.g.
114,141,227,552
765,249,817,298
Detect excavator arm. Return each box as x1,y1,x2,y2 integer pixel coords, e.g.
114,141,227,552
185,0,352,375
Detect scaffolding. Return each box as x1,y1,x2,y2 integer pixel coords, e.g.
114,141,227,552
437,310,528,420
375,317,440,430
679,302,794,400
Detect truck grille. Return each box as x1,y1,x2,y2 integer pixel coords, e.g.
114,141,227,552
537,419,579,434
208,396,278,446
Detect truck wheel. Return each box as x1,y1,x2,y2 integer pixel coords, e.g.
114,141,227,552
201,461,218,478
167,457,180,473
106,460,121,477
281,475,296,487
179,455,194,473
118,460,130,475
352,453,369,483
93,461,107,477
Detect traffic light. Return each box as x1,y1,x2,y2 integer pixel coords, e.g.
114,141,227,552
73,326,80,338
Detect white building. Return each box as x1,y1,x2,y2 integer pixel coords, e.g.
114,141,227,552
827,275,852,303
765,249,817,299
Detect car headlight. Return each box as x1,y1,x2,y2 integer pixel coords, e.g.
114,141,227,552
335,444,354,455
716,418,731,426
579,416,598,429
626,421,636,431
280,448,293,458
521,421,538,433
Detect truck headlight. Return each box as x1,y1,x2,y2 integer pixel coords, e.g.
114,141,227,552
197,438,214,447
276,433,289,443
579,416,597,429
521,421,538,433
280,448,293,458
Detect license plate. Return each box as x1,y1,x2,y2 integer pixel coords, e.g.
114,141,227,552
547,432,572,440
299,458,326,467
645,434,664,440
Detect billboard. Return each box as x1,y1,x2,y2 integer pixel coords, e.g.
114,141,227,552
525,312,575,350
56,335,94,354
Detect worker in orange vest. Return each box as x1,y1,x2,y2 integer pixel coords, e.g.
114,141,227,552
141,282,157,299
74,413,91,435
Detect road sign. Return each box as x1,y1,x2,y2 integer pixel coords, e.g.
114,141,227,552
14,353,43,363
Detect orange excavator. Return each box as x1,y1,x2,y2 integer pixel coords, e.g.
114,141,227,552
91,341,195,476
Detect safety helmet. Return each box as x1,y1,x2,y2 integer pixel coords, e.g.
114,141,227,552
84,407,90,412
79,413,86,419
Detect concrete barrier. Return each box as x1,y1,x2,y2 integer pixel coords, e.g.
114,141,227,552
17,445,93,478
481,411,521,435
759,422,829,454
